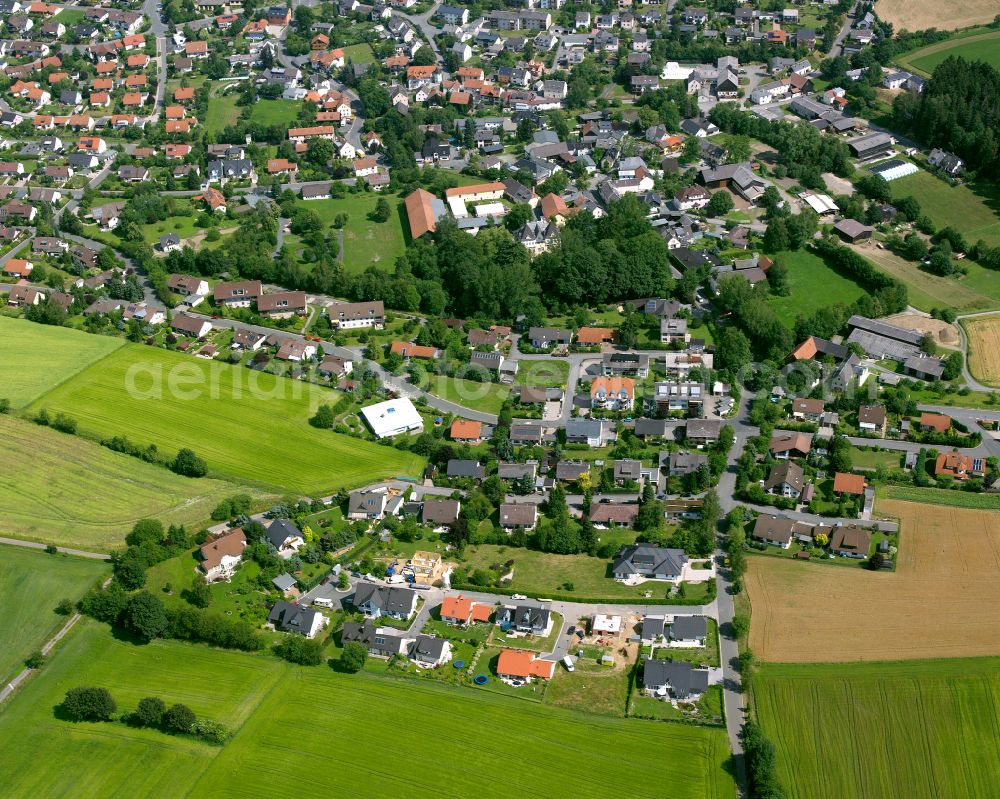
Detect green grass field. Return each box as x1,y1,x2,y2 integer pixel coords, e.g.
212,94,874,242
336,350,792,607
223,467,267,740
19,344,424,495
204,91,241,135
293,195,407,274
140,205,205,245
754,659,1000,799
249,99,302,126
0,317,124,407
0,621,736,798
0,415,253,551
849,446,903,470
900,29,1000,75
341,43,375,64
890,170,1000,247
878,484,1000,510
514,358,570,388
427,375,510,416
768,250,867,326
0,547,107,683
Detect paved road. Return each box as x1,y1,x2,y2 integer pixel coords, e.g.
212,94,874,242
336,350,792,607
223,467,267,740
828,2,858,58
0,536,111,560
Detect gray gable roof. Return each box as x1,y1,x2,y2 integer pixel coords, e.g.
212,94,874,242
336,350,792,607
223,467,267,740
669,615,707,641
642,659,708,695
613,544,688,578
352,583,418,616
268,601,320,634
411,634,448,661
267,518,302,549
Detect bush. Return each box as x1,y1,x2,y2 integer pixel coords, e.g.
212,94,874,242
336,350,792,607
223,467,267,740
61,687,117,722
163,703,197,734
274,635,324,666
192,719,231,744
55,598,75,615
25,650,46,669
132,696,166,728
339,641,368,673
171,448,208,477
51,413,77,434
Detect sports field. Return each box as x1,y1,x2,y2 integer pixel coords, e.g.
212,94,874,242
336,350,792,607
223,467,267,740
890,170,1000,247
962,314,1000,386
768,250,867,326
878,1,1000,33
19,344,424,494
0,415,248,551
746,499,1000,662
0,546,107,683
754,658,1000,799
0,316,124,407
0,622,736,799
898,28,1000,74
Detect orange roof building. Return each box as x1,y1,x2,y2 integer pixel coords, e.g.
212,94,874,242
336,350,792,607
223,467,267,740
832,472,866,496
127,54,150,68
496,649,556,682
540,192,571,221
165,105,186,120
450,419,483,442
576,326,614,345
196,187,227,211
935,450,984,480
440,595,492,625
390,341,437,359
404,187,438,239
124,74,147,88
919,412,951,434
174,86,195,102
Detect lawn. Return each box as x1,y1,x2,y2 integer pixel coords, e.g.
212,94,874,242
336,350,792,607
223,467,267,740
140,207,206,245
426,375,510,416
53,7,85,24
899,28,1000,74
0,316,124,407
0,415,253,551
890,170,1000,248
249,99,302,126
204,91,241,135
514,358,570,388
754,658,1000,799
20,343,425,495
767,249,867,327
878,484,1000,510
545,657,631,717
292,195,407,274
848,446,903,470
458,544,713,602
0,546,107,683
341,43,375,64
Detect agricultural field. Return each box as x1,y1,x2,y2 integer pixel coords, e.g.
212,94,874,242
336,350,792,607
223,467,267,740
878,0,1000,32
0,316,124,407
890,170,1000,248
851,243,1000,313
878,484,1000,510
0,622,736,799
290,195,407,274
0,546,107,682
962,314,1000,386
898,28,1000,73
754,658,1000,799
767,250,867,326
426,375,510,416
514,358,570,388
0,415,251,551
746,499,1000,662
19,344,424,495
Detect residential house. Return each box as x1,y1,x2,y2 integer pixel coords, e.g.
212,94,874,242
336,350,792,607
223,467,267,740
769,431,812,459
496,649,555,685
935,450,985,481
764,461,805,498
498,502,538,531
440,595,492,626
352,584,419,620
340,621,411,658
858,404,887,437
829,524,872,558
268,602,327,638
267,519,305,555
565,418,610,447
643,659,708,700
612,544,688,581
198,528,247,581
421,499,461,528
590,376,635,410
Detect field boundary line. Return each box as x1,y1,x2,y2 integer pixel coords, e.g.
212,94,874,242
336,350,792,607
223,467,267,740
22,343,126,411
896,29,1000,75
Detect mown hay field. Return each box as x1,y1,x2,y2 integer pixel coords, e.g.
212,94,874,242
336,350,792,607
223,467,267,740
19,343,424,495
878,1,1000,33
746,499,1000,662
0,621,736,799
963,314,1000,386
754,658,1000,799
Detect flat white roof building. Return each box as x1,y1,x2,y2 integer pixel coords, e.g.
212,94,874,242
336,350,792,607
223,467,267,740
592,614,623,635
801,193,838,214
360,398,424,438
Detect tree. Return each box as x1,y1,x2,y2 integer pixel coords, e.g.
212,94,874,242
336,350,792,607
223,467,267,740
868,552,885,570
25,650,46,669
742,719,787,799
122,591,168,641
171,448,207,477
766,260,790,296
164,703,197,734
132,696,166,728
186,576,213,609
310,404,336,428
827,436,853,474
731,613,750,639
274,635,324,665
372,198,391,223
340,641,368,673
706,190,734,217
61,687,117,722
114,556,147,590
306,137,334,166
763,218,789,253
716,327,752,372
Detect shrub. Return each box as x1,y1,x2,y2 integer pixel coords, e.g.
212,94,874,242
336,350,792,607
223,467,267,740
61,687,117,722
163,703,196,734
132,696,166,728
55,598,75,615
274,635,324,666
339,641,368,673
171,448,208,477
25,650,46,669
192,719,231,744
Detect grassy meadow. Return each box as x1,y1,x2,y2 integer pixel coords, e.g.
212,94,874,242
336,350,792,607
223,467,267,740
0,621,736,799
514,358,570,388
754,659,1000,799
890,170,1000,247
877,484,1000,510
0,415,249,551
0,316,124,407
768,250,867,326
898,28,1000,74
0,547,107,682
426,375,510,416
18,343,424,495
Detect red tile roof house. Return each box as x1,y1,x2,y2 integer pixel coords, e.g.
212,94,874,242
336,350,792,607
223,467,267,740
199,528,247,581
935,450,985,481
496,649,556,685
919,412,951,434
213,279,262,308
439,595,492,626
832,472,866,496
257,290,307,318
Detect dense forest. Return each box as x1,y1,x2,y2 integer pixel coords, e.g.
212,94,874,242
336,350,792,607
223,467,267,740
891,56,1000,180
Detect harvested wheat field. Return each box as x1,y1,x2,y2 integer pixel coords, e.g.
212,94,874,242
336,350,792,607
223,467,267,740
876,0,1000,31
885,312,960,349
963,315,1000,387
747,499,1000,662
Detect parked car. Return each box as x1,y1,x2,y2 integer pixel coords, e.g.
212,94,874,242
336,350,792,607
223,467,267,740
511,593,527,600
562,655,575,672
